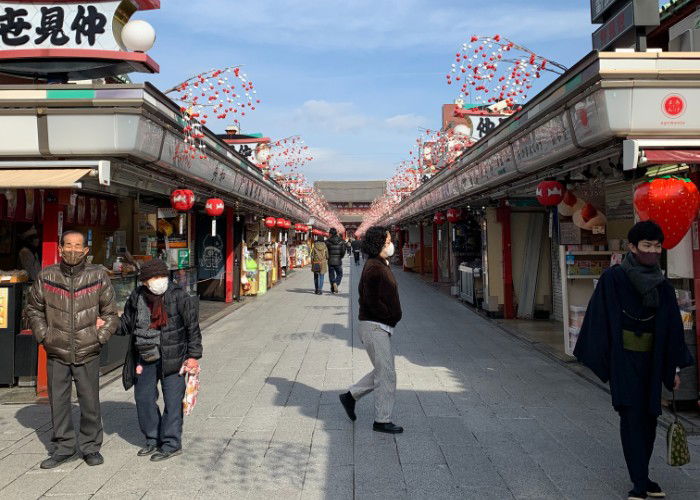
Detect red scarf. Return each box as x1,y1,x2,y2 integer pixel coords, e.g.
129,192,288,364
144,290,168,328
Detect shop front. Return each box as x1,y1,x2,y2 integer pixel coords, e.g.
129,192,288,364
385,51,700,400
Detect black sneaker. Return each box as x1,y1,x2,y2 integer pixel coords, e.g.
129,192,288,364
339,392,356,421
83,452,104,466
628,490,647,500
150,449,182,462
647,481,665,498
40,454,75,469
373,422,404,434
137,445,158,457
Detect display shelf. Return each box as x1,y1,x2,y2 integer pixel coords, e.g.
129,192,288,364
566,251,615,255
567,274,601,279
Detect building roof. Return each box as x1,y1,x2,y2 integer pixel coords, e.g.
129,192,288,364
314,180,386,203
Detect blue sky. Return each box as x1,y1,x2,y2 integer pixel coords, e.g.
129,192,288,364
133,1,622,182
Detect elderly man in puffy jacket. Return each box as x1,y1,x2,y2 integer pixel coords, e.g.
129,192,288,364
25,230,119,469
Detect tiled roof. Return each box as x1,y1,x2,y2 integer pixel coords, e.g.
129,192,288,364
314,180,386,203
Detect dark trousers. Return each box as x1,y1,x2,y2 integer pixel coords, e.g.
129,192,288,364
134,359,186,452
329,264,343,286
353,251,360,265
617,350,657,492
47,357,102,456
314,273,325,292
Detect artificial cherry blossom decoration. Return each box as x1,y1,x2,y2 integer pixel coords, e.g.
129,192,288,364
447,35,566,112
168,65,260,160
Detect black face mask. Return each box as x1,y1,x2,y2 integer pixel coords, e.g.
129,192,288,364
634,250,661,267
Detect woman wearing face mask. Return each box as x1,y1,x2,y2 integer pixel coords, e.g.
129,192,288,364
117,259,203,462
339,226,403,434
575,221,693,500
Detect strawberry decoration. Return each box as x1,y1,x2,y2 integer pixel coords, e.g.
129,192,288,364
633,177,700,249
580,203,598,223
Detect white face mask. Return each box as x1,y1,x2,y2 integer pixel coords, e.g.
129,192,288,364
383,242,395,258
146,277,169,295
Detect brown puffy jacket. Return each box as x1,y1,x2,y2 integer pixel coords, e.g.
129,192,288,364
25,261,119,365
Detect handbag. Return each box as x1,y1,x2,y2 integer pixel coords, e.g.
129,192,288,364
667,390,690,467
179,365,201,416
312,263,321,273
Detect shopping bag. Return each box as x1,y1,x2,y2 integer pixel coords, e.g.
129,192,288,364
667,391,690,467
179,365,200,416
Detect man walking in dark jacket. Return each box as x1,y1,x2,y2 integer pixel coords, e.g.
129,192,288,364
25,230,119,469
351,237,362,266
118,259,203,461
326,228,346,294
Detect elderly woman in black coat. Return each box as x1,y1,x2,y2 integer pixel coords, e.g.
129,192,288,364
117,259,203,461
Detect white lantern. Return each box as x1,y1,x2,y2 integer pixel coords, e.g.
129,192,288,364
453,124,471,137
121,20,156,53
255,143,271,164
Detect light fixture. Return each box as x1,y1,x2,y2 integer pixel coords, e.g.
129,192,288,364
121,20,156,52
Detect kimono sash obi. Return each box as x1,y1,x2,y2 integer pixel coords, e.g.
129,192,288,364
622,330,654,352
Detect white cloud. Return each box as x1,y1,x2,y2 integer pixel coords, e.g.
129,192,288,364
305,147,397,181
295,100,372,133
385,113,428,131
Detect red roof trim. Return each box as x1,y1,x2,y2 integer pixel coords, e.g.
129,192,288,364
7,0,160,10
0,48,159,73
643,149,700,164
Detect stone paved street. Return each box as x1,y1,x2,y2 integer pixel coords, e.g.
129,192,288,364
1,257,699,499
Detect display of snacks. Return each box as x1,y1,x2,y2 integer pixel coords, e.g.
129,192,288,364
0,270,29,283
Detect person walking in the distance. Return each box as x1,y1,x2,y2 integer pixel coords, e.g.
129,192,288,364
25,230,119,469
574,221,693,500
326,228,345,294
339,226,403,433
310,236,329,295
117,259,203,461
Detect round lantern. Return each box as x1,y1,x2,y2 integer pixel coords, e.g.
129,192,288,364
536,180,565,207
446,208,463,224
121,20,156,53
264,216,276,229
283,219,292,230
205,198,224,217
634,177,700,249
434,212,446,225
276,217,286,228
170,189,195,212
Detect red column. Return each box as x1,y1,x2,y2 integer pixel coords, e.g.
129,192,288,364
497,204,515,319
36,201,62,397
419,223,425,275
432,223,439,282
225,207,234,303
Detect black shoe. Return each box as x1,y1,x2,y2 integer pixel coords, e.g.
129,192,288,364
150,449,182,462
137,445,158,457
83,452,104,466
40,453,75,469
647,481,665,498
339,392,356,421
332,283,338,293
628,490,647,500
373,422,403,434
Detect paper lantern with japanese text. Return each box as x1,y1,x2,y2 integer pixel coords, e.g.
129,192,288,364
536,181,565,206
276,217,286,228
170,189,195,212
446,208,463,223
434,212,446,225
205,198,225,217
264,216,276,228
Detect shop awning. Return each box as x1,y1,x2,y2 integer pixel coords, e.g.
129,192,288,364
0,168,92,188
643,149,700,165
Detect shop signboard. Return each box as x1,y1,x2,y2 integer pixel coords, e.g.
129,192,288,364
591,0,659,51
512,112,576,174
591,0,623,23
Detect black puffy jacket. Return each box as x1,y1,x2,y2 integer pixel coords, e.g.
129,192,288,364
326,235,346,267
118,283,203,390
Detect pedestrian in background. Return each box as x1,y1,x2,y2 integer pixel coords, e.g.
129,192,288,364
351,237,362,266
339,226,403,433
310,236,329,295
574,221,693,500
326,228,345,294
118,259,203,461
25,230,119,469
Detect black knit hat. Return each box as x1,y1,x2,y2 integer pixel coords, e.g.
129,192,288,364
139,259,169,282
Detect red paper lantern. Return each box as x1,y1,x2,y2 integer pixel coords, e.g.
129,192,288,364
276,217,286,228
446,208,463,223
536,180,565,206
170,189,195,212
294,223,305,232
434,212,446,225
205,198,225,217
283,219,292,229
634,177,700,249
264,216,277,228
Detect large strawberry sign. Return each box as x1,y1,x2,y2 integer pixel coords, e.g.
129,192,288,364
633,177,700,249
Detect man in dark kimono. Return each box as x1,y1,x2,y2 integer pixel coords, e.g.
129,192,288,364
574,221,694,500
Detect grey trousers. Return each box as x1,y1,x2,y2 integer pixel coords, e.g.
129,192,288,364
349,322,396,423
47,357,103,456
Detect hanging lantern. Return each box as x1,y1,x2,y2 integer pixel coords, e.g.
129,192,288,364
434,212,446,225
264,216,276,228
276,217,286,228
205,198,225,236
294,223,305,232
446,208,463,223
536,180,565,206
170,189,195,212
283,219,292,230
634,177,700,249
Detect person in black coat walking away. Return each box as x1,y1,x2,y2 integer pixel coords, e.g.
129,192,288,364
351,237,362,266
326,228,346,294
339,226,403,434
117,259,203,462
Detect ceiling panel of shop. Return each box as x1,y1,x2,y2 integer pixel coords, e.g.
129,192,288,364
0,168,91,188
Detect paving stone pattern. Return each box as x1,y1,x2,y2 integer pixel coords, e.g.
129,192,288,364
0,257,699,499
